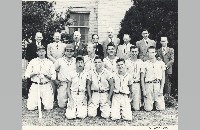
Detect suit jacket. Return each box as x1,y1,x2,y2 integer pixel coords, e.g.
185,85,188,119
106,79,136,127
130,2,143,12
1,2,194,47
157,47,174,74
72,41,87,57
47,42,67,63
136,39,156,61
95,43,104,59
102,37,120,58
25,41,47,62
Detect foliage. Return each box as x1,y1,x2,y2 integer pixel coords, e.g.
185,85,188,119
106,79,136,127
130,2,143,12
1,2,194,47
118,0,178,48
22,1,73,44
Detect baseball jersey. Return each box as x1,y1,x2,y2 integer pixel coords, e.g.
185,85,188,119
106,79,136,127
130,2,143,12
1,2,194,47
117,43,132,60
113,72,132,94
88,68,113,91
67,70,89,92
126,58,144,82
25,57,56,83
54,57,76,81
103,56,119,73
143,60,166,82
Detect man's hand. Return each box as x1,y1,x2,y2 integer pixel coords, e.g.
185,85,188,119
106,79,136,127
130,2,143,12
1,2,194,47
68,98,74,108
157,57,162,61
107,97,111,105
54,79,61,86
143,90,148,98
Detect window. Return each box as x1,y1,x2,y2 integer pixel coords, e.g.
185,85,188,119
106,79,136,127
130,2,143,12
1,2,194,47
69,12,90,43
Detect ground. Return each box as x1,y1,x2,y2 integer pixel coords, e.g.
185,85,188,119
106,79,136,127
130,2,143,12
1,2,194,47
22,98,178,126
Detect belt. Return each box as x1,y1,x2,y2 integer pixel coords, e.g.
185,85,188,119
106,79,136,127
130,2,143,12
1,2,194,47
92,90,108,93
71,91,85,95
133,81,140,83
114,92,128,95
31,81,49,85
146,79,160,83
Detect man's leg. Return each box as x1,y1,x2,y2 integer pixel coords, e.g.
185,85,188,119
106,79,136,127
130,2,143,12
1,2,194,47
27,83,38,110
88,92,100,117
57,82,68,108
76,94,87,119
121,95,132,121
143,83,154,111
111,94,121,120
131,83,141,111
41,83,54,110
100,93,111,118
154,83,165,111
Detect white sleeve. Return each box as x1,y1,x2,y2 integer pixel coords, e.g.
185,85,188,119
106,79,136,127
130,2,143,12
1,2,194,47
25,60,33,79
49,62,56,80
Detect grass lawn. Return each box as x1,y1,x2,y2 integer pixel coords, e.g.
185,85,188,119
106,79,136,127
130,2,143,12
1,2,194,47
22,98,178,126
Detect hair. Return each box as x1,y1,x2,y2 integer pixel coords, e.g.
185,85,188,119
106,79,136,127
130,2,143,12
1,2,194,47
107,42,115,49
147,46,156,52
74,31,81,36
76,56,84,63
92,34,99,39
142,28,149,33
87,43,96,49
116,58,125,63
130,45,138,51
94,55,103,62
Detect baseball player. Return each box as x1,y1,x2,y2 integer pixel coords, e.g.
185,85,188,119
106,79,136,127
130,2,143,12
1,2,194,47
83,43,97,72
54,44,76,108
111,58,133,121
141,46,166,111
103,43,119,73
126,45,143,111
87,56,114,118
65,56,90,119
25,45,56,110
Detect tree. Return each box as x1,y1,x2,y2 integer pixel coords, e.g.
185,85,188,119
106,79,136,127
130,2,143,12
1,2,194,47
118,0,178,98
22,1,73,44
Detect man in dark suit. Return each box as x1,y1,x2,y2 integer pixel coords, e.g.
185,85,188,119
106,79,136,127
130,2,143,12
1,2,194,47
157,37,174,99
24,32,47,99
92,34,104,59
26,32,47,62
136,29,156,61
72,31,87,57
102,27,120,58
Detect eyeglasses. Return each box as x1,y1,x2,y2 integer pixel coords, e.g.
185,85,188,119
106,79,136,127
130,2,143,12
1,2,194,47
66,50,74,52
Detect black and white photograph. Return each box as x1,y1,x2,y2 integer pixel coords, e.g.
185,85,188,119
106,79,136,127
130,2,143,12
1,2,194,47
22,0,178,129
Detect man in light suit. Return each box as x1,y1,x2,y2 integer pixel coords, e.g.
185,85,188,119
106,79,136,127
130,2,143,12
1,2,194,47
136,29,156,61
157,37,174,99
47,32,67,106
117,34,132,60
47,32,67,63
102,27,120,58
72,31,87,57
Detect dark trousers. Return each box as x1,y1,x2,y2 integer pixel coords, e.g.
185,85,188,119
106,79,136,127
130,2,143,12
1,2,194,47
164,74,172,96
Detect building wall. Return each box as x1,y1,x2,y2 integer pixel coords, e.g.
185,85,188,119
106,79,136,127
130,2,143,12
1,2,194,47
53,0,98,42
53,0,133,42
97,0,133,42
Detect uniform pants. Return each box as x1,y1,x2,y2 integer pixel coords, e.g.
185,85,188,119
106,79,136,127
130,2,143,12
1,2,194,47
27,82,54,110
65,92,87,119
111,94,132,120
88,92,110,118
57,82,68,108
131,83,141,110
143,83,165,111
